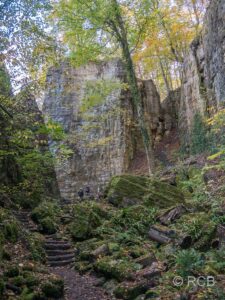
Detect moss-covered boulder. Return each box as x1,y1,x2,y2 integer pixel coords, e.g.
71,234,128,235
114,280,148,300
94,256,141,281
106,175,185,208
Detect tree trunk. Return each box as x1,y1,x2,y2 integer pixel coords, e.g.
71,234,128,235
122,46,155,175
158,205,187,226
111,0,155,175
148,225,192,248
158,58,170,95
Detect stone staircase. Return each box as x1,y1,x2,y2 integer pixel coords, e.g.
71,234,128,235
13,210,38,232
14,207,75,268
44,235,75,267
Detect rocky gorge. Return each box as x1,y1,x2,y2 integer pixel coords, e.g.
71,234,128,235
43,0,225,199
1,0,225,299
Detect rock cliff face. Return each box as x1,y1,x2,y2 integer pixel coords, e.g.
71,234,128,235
178,0,225,143
43,59,162,199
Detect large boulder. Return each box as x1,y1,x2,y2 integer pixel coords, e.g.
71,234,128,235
106,175,185,208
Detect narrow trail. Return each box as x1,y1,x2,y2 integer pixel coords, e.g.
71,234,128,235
52,268,110,300
14,209,111,300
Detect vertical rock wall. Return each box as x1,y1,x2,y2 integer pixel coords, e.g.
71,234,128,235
43,59,130,199
178,0,225,143
43,60,163,199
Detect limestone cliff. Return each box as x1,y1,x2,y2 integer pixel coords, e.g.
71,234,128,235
43,59,162,199
162,0,225,148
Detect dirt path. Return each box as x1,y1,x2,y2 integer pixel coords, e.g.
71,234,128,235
51,267,111,300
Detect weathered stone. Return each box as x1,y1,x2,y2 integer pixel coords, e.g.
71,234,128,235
43,60,165,199
135,262,162,280
134,254,156,268
114,279,149,300
158,205,187,225
161,0,225,148
184,0,225,128
106,174,185,208
91,244,109,259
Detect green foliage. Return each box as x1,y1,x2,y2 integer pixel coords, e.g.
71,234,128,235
109,205,157,236
4,266,20,277
26,233,46,262
40,217,56,234
31,201,60,234
54,0,152,65
0,209,19,243
81,79,127,113
41,278,64,298
175,249,204,277
175,212,216,250
3,222,19,243
0,66,11,96
0,91,65,209
190,113,208,155
69,202,105,240
205,248,225,274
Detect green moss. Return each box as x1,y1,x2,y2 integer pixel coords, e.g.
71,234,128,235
107,175,185,208
114,281,148,300
95,257,141,281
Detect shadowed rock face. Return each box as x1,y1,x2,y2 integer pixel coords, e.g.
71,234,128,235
161,0,225,147
43,59,163,200
179,0,225,140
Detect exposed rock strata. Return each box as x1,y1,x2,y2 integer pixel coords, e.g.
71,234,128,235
43,60,163,199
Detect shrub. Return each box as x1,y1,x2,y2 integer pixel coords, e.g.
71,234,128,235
190,113,208,155
3,222,19,242
41,278,64,298
175,249,204,277
31,201,60,234
69,202,103,240
26,233,46,262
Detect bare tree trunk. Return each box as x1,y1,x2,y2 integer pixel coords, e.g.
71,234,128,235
159,58,170,95
111,0,155,175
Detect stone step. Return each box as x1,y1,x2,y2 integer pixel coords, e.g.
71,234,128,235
45,234,61,239
47,253,74,262
48,258,74,267
46,249,74,256
45,239,70,244
44,243,71,250
14,212,30,217
29,228,37,232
